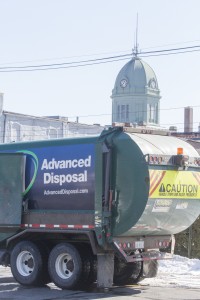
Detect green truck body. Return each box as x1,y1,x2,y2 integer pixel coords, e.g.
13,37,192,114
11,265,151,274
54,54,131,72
0,126,199,289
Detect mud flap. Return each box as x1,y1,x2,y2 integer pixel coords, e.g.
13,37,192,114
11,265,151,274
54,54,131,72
97,253,114,289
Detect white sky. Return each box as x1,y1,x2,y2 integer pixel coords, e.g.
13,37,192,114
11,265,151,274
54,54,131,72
0,0,200,130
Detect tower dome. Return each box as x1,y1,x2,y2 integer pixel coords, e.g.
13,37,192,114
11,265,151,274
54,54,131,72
112,57,159,95
111,57,161,125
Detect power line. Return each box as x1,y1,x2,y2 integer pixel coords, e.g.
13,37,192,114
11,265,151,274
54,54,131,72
67,105,200,119
142,39,200,50
0,53,132,71
1,40,200,67
141,48,200,58
0,57,132,73
141,45,200,55
0,44,200,73
0,39,199,67
0,50,131,66
6,104,198,120
2,104,199,121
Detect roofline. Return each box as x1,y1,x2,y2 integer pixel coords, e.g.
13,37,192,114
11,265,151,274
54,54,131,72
2,110,103,128
3,110,69,123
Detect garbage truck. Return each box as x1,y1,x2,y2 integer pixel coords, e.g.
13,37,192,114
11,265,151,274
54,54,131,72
0,126,199,290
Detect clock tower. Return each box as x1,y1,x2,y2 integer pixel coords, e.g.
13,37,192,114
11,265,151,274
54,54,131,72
111,57,161,126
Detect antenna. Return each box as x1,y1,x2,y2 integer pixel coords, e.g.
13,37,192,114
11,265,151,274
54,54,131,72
133,13,139,57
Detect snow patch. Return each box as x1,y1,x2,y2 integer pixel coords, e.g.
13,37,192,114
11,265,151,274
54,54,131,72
141,255,200,288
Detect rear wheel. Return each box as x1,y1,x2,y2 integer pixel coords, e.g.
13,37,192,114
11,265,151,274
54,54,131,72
78,245,97,289
128,261,143,284
48,243,82,290
114,257,143,285
10,241,48,286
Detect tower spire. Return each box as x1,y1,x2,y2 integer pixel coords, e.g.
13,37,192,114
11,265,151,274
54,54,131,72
133,13,139,57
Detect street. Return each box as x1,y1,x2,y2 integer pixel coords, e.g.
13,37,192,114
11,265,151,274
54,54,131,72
0,267,199,300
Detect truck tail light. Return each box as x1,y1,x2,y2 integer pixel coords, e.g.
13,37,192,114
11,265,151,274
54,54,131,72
123,243,127,249
116,240,144,250
155,240,170,248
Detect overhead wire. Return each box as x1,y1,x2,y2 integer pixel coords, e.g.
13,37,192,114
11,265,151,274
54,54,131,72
0,53,132,70
0,44,200,72
141,39,200,50
0,42,199,134
141,48,200,58
0,49,131,66
1,38,199,67
0,57,132,73
66,105,200,119
141,44,200,55
3,105,199,122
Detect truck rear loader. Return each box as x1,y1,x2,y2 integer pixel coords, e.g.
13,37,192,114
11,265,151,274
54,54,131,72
0,126,199,289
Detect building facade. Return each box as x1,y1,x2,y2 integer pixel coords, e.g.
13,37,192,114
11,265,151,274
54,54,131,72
0,93,103,143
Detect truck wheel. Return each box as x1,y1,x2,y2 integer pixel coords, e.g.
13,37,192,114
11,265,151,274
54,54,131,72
10,241,47,286
66,243,96,290
114,257,143,285
114,257,136,285
128,261,143,284
86,254,97,286
78,252,92,289
78,245,97,289
143,260,158,278
48,243,82,289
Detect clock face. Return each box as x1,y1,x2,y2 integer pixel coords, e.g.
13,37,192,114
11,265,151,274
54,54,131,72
150,79,156,89
120,79,128,88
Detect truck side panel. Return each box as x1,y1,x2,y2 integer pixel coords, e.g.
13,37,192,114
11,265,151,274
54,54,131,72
0,154,24,242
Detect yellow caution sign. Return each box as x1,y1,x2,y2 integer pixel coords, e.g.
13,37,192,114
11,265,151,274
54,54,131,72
149,170,200,199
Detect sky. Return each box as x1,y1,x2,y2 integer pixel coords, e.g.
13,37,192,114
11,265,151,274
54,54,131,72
0,0,200,130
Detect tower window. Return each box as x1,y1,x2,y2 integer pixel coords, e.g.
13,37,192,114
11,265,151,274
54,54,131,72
126,105,129,120
135,103,143,122
117,105,120,120
148,104,155,123
121,105,125,121
117,104,129,122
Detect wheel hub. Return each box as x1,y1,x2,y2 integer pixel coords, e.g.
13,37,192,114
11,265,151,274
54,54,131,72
55,253,74,279
16,251,34,276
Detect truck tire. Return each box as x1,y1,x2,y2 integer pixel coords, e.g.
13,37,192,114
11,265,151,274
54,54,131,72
67,243,97,290
114,259,134,285
114,257,143,285
48,243,82,289
86,254,97,286
78,252,92,289
79,245,97,288
127,261,143,284
10,241,48,286
143,260,158,278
